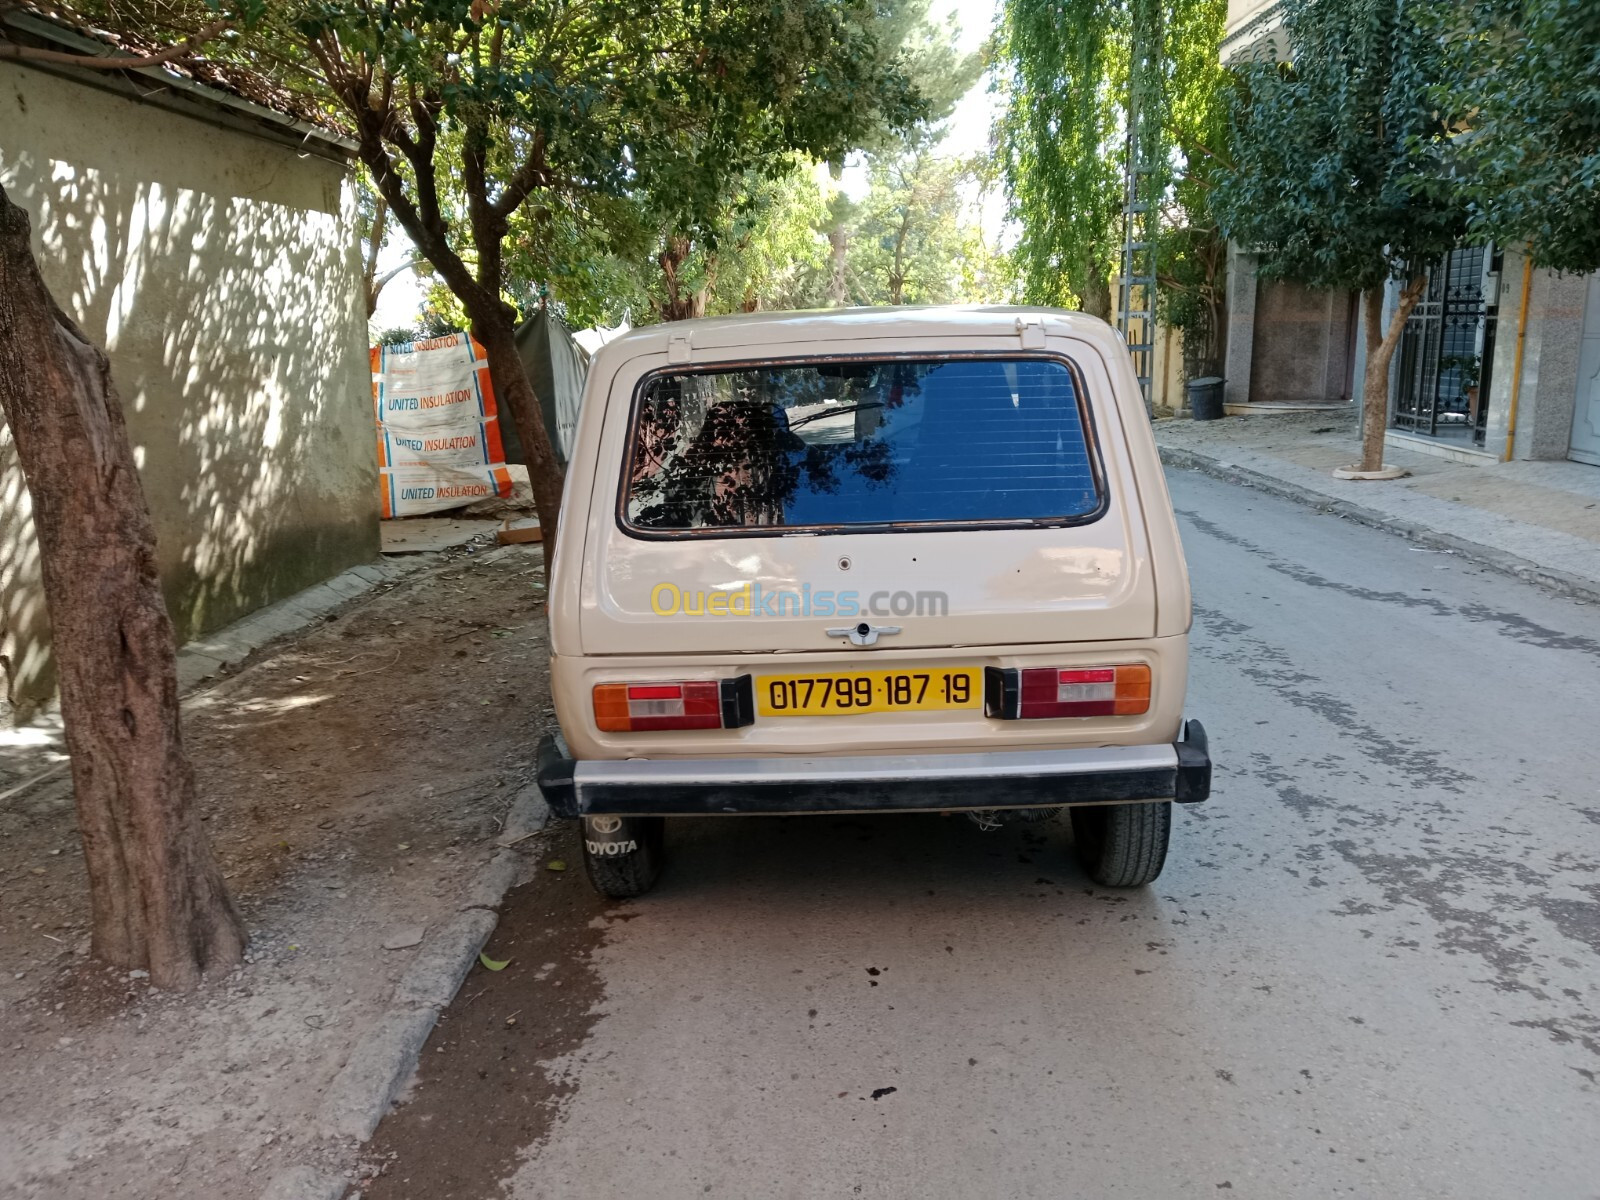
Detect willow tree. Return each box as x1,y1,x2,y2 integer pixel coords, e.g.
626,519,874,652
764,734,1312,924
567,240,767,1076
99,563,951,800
997,0,1126,317
997,0,1226,321
1211,0,1465,474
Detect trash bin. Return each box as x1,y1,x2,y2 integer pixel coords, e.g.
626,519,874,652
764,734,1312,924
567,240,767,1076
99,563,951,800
1187,376,1225,421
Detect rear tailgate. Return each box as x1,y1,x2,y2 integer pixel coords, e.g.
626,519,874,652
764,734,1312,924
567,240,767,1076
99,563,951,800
574,328,1155,656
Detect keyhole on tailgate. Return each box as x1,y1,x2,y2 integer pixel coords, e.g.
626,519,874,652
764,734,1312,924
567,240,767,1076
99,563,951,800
837,556,852,571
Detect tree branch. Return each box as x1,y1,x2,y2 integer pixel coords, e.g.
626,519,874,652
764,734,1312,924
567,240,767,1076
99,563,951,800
461,118,503,293
0,18,230,70
490,129,549,218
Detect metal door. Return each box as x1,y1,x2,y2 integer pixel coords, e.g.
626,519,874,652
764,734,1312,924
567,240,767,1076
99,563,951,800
1393,246,1499,443
1570,274,1600,466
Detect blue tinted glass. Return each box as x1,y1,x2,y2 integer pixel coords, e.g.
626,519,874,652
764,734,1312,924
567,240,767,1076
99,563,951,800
626,358,1100,531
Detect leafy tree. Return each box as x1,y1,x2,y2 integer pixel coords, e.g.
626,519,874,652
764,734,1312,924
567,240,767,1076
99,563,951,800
680,164,835,317
1153,0,1229,377
997,0,1126,317
224,0,925,554
997,0,1226,323
1434,0,1600,272
814,0,981,310
634,0,979,322
847,151,1010,306
1212,0,1466,474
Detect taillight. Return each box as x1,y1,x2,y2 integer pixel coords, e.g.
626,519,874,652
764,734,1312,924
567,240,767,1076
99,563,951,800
593,676,754,732
986,664,1151,719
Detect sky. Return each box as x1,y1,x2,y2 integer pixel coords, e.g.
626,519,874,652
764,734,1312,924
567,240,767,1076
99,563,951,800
370,0,1005,333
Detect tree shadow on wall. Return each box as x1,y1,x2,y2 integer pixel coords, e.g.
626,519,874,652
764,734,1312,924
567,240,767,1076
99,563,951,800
0,116,376,721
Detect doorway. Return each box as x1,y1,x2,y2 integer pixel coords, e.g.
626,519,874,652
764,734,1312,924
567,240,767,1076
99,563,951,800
1393,246,1500,446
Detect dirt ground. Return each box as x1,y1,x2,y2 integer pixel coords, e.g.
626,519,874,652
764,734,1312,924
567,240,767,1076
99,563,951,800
0,541,553,1199
360,823,612,1200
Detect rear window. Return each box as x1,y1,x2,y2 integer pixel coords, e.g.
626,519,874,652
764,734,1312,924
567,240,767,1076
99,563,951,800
622,357,1102,533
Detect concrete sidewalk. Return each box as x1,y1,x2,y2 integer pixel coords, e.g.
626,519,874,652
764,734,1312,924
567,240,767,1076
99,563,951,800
1154,409,1600,604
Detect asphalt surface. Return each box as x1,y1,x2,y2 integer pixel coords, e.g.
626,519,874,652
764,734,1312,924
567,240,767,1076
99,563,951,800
366,468,1600,1199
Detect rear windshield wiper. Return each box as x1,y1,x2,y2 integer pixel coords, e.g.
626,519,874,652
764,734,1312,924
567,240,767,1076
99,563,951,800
786,401,885,429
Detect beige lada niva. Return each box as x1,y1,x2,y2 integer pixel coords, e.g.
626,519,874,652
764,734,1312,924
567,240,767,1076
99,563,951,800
535,307,1211,897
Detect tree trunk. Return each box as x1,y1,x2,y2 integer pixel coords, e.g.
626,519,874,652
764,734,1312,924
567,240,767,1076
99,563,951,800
363,195,388,318
1358,278,1425,472
1079,249,1113,322
828,223,849,307
653,236,712,321
0,185,244,990
468,300,566,561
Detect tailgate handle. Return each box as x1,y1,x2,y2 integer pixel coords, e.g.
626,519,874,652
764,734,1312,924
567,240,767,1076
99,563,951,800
827,621,901,647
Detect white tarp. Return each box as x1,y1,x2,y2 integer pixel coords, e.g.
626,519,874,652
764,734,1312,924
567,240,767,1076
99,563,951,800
371,334,511,518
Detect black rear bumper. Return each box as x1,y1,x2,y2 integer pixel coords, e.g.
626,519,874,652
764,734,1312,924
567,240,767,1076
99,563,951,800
536,720,1211,819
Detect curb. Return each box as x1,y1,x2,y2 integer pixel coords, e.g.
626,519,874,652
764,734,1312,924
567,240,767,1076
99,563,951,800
261,780,553,1199
1159,445,1600,607
176,555,434,694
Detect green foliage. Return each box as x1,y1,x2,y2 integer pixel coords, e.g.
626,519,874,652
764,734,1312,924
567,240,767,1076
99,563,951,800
847,152,1013,306
59,0,983,330
1433,0,1600,272
997,0,1127,312
871,0,986,155
997,0,1227,319
1156,30,1231,375
1212,0,1466,293
180,0,929,343
608,1,930,256
622,0,979,320
577,148,1011,322
699,166,835,314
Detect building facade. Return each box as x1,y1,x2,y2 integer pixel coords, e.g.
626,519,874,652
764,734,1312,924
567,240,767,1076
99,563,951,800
1383,245,1600,467
0,19,379,722
1218,0,1600,468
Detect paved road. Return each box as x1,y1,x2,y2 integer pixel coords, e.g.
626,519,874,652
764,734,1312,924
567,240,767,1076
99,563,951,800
366,469,1600,1199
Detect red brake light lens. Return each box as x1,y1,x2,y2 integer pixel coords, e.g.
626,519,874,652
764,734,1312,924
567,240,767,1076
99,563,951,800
1015,664,1151,718
593,681,724,732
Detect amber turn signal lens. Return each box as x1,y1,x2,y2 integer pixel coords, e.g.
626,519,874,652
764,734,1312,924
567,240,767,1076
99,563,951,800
1112,664,1152,715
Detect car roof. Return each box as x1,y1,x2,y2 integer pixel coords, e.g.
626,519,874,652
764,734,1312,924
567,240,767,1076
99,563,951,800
589,305,1120,373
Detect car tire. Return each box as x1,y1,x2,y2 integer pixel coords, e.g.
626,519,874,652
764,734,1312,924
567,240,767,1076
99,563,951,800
580,816,665,899
1070,801,1170,887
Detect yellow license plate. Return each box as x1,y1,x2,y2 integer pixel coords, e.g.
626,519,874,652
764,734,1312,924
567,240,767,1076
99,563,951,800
756,668,982,717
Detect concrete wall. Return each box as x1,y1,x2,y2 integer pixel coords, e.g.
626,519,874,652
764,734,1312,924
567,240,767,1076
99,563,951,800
1514,270,1589,461
1150,320,1187,412
0,63,378,721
